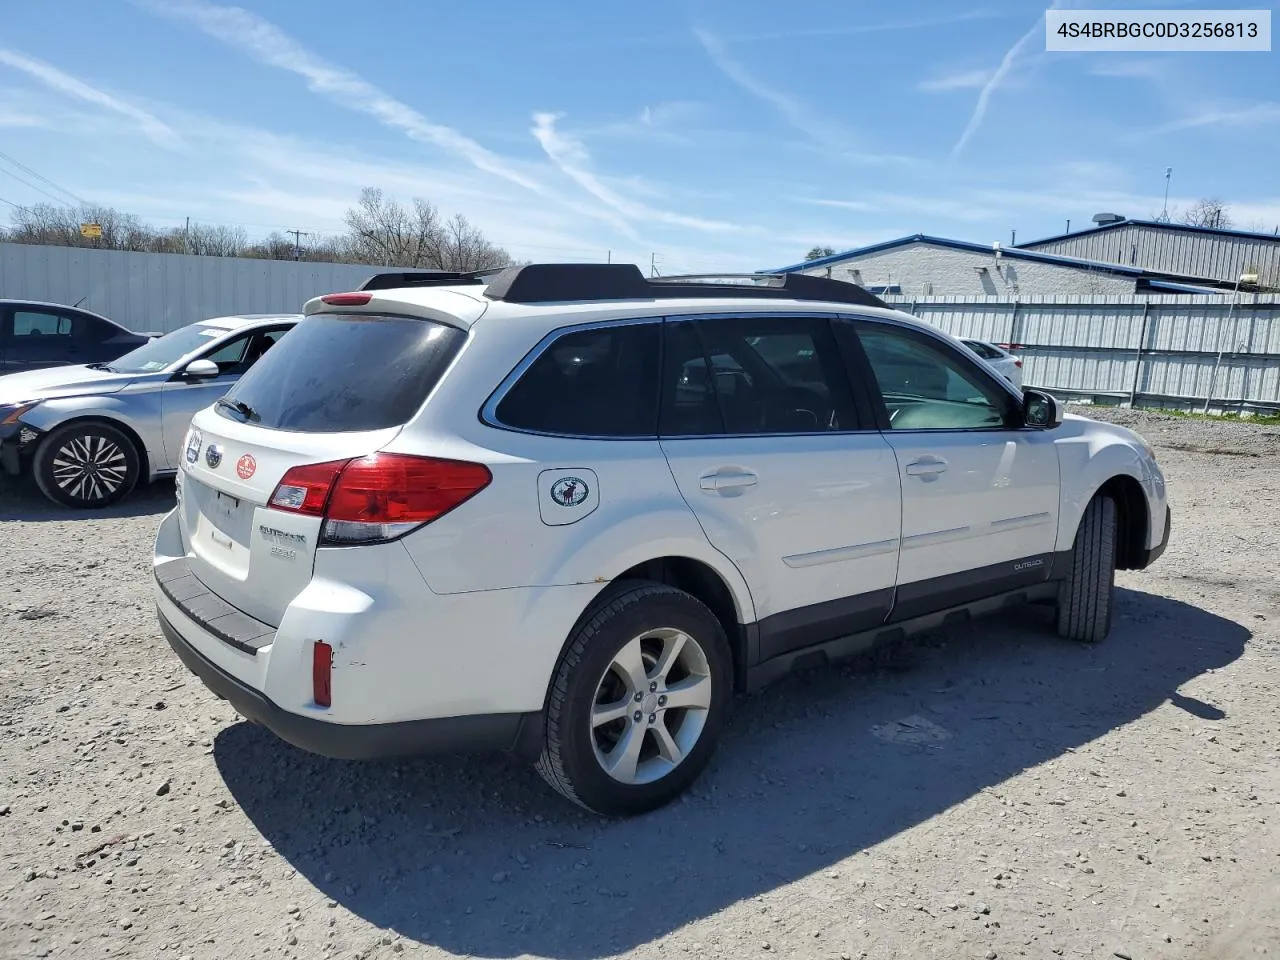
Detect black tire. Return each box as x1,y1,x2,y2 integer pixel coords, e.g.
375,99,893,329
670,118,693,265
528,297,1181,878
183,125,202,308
33,421,141,509
1056,494,1118,643
535,581,733,817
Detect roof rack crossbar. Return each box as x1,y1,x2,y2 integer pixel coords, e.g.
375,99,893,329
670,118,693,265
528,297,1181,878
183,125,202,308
481,263,888,308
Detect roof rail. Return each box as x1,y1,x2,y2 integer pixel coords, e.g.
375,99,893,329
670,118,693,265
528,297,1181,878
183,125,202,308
482,263,888,308
357,267,504,291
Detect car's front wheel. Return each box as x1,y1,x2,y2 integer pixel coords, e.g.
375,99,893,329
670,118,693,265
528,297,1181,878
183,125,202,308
1056,494,1118,643
535,581,733,816
33,421,141,509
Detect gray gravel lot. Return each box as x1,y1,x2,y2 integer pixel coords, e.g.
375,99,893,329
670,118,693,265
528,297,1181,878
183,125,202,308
1,407,1278,960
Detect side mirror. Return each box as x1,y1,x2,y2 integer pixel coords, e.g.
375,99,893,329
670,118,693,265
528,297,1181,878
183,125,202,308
182,358,220,381
1022,388,1063,429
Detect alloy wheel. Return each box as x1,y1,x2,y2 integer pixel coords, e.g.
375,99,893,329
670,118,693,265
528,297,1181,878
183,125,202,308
51,434,129,503
590,627,713,785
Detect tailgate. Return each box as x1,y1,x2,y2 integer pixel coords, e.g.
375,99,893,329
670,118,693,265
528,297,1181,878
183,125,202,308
177,407,401,626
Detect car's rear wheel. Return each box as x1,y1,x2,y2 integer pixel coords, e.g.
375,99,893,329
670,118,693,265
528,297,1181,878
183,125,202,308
535,581,732,816
1056,494,1118,643
33,421,140,509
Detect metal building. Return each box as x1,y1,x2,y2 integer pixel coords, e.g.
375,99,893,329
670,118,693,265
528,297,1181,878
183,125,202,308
1017,219,1280,288
772,234,1232,299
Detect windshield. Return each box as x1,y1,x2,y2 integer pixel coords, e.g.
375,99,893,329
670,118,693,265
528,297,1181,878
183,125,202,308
106,323,229,374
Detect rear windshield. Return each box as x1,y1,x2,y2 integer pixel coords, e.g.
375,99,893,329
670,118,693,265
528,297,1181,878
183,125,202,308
216,314,465,432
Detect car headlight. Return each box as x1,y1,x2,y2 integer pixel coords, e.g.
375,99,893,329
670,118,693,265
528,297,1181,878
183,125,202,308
0,400,40,426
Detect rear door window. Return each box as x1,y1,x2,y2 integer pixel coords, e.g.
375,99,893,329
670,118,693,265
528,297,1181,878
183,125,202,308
659,316,859,436
13,310,73,338
217,314,465,432
492,322,661,437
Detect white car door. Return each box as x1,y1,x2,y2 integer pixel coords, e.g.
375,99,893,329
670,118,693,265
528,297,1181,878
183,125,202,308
850,320,1059,621
659,315,902,662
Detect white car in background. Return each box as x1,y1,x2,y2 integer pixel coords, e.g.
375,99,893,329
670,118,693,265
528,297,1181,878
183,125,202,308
961,337,1023,388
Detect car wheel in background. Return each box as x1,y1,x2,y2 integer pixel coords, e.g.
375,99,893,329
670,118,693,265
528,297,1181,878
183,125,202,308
33,421,141,509
1056,494,1118,643
535,581,733,816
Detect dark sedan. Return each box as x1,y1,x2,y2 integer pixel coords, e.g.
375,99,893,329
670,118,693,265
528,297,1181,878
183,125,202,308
0,300,154,374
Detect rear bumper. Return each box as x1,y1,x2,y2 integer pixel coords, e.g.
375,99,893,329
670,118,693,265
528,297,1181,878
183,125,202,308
158,609,539,760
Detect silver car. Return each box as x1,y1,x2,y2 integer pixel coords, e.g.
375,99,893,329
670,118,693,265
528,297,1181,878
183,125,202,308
0,314,299,508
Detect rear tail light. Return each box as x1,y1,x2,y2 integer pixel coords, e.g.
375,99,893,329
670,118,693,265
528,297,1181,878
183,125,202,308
313,641,333,707
268,453,492,545
1014,358,1023,368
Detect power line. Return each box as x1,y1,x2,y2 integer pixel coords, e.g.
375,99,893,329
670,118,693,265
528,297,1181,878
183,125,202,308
0,167,79,208
0,150,87,206
0,194,20,208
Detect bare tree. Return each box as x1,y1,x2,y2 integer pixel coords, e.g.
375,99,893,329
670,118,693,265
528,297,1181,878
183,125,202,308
1181,198,1233,230
7,202,153,250
184,223,248,257
3,189,511,269
804,245,836,260
341,187,510,270
1242,218,1278,236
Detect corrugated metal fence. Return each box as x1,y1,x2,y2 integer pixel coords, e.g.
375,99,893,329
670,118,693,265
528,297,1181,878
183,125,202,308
886,293,1280,413
0,242,385,334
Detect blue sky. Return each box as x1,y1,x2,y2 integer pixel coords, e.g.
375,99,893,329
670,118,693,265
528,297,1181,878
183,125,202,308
1,0,1277,273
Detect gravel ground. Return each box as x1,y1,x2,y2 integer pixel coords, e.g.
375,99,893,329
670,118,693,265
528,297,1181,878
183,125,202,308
1,408,1278,960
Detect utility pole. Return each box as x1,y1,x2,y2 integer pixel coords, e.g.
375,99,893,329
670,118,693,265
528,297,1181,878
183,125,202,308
286,229,310,261
650,252,660,277
1065,219,1070,234
606,249,611,264
184,216,190,255
1010,228,1017,245
1161,166,1173,220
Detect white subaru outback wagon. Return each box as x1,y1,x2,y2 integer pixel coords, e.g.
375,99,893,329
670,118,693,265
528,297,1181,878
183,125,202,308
154,264,1170,816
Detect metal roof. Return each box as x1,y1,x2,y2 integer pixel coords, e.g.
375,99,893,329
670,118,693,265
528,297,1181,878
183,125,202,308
1019,218,1280,249
769,234,1222,283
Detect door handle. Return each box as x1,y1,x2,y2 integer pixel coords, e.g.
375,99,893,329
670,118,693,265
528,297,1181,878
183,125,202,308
699,469,759,492
905,457,948,477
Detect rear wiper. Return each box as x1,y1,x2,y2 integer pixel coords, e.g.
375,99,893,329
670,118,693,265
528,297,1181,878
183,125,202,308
216,397,260,422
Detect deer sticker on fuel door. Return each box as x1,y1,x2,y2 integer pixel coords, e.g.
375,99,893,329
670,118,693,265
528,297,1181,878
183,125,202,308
539,468,600,526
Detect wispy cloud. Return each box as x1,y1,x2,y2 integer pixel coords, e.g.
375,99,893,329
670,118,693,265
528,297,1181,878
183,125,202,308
582,101,705,143
138,0,542,194
553,9,1005,49
693,27,850,150
0,48,177,145
531,113,744,234
1144,102,1280,135
724,9,1005,43
1088,59,1165,80
951,5,1057,158
0,108,50,130
919,68,995,93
